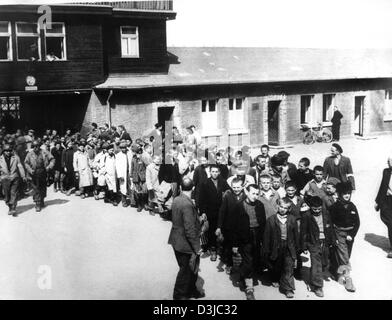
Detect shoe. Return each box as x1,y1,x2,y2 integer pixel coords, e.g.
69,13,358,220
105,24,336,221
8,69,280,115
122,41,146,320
8,207,13,215
225,266,232,275
314,288,324,298
9,208,17,216
245,290,255,300
210,251,217,262
122,202,129,208
344,277,356,292
137,206,143,212
94,195,99,200
149,210,155,216
54,188,58,193
80,194,86,199
337,275,346,285
285,291,294,299
387,251,392,258
112,201,118,207
190,290,205,299
35,205,41,212
75,190,81,196
272,282,279,288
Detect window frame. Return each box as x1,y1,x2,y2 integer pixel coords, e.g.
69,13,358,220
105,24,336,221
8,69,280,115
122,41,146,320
300,95,314,124
322,93,336,122
0,21,12,61
15,21,41,61
120,26,139,58
44,22,67,61
201,99,219,133
384,90,392,121
228,97,245,129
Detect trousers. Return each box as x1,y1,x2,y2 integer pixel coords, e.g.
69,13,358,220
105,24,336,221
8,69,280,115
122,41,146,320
173,249,198,300
1,178,20,208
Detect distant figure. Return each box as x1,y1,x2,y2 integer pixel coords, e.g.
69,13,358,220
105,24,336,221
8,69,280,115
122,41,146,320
331,106,343,142
375,155,392,258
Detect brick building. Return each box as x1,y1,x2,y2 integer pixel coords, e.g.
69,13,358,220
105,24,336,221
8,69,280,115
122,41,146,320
1,1,392,147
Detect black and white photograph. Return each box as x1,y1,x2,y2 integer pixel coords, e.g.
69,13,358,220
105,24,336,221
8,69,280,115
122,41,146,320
1,0,392,302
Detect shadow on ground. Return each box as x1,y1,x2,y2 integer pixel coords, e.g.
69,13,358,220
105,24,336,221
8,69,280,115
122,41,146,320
16,199,69,215
364,233,390,253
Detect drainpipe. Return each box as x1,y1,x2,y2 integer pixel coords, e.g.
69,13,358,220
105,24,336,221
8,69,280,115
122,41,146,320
106,89,113,128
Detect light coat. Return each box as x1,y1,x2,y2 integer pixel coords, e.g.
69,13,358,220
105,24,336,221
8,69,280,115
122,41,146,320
73,151,93,188
115,151,132,195
0,153,26,181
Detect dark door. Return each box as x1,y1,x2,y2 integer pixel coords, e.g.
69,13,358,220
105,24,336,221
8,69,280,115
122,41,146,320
268,101,280,145
354,96,364,136
158,106,174,129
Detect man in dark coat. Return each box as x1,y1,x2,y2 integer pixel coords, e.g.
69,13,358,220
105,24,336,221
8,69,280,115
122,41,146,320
264,198,299,298
231,184,266,300
199,165,230,261
51,140,65,192
168,177,203,300
0,143,26,216
215,152,229,180
331,106,343,141
24,140,55,212
62,140,76,195
216,177,246,274
323,143,355,190
277,150,297,181
375,155,392,258
192,156,209,209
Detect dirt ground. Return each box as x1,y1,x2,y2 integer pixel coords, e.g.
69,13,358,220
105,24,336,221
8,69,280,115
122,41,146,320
0,134,391,300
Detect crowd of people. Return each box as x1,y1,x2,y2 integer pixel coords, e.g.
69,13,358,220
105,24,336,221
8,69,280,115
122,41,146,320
0,121,389,301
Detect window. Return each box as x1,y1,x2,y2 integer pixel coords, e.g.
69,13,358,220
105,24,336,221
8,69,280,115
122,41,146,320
0,96,20,120
16,22,40,61
0,22,12,61
322,94,335,121
120,26,139,58
229,98,245,129
384,90,392,121
45,23,66,60
300,95,314,123
201,99,218,132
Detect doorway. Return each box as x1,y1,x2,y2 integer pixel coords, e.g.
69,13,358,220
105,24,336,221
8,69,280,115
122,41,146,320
268,100,280,145
354,96,365,136
157,106,174,130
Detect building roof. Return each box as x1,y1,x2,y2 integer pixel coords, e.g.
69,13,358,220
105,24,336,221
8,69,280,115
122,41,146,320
96,47,392,90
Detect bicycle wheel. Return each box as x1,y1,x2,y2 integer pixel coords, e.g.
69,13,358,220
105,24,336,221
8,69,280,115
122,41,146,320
303,131,315,145
322,128,333,143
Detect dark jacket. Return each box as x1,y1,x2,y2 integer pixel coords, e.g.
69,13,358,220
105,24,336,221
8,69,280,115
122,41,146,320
193,164,209,208
293,169,314,192
287,162,298,181
264,214,299,260
232,199,266,247
119,131,132,141
329,199,360,238
217,190,246,231
62,148,75,172
285,195,305,220
217,163,229,181
168,193,201,254
300,210,334,251
51,147,64,171
331,110,343,126
199,177,230,216
131,156,147,182
323,155,355,190
158,163,181,184
375,168,392,208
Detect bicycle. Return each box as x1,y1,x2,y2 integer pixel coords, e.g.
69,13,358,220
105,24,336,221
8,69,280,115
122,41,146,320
301,122,333,145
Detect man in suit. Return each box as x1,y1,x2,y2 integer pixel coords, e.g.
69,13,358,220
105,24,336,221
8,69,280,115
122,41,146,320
375,155,392,258
24,140,55,212
331,106,343,141
199,165,230,261
168,177,204,300
192,156,209,209
0,143,26,216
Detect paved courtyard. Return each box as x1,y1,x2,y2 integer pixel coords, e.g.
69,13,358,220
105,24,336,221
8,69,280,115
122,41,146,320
0,134,392,300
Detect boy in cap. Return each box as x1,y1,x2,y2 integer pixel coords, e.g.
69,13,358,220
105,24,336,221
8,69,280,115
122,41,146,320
329,182,360,292
277,150,297,181
300,195,333,297
269,155,290,185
